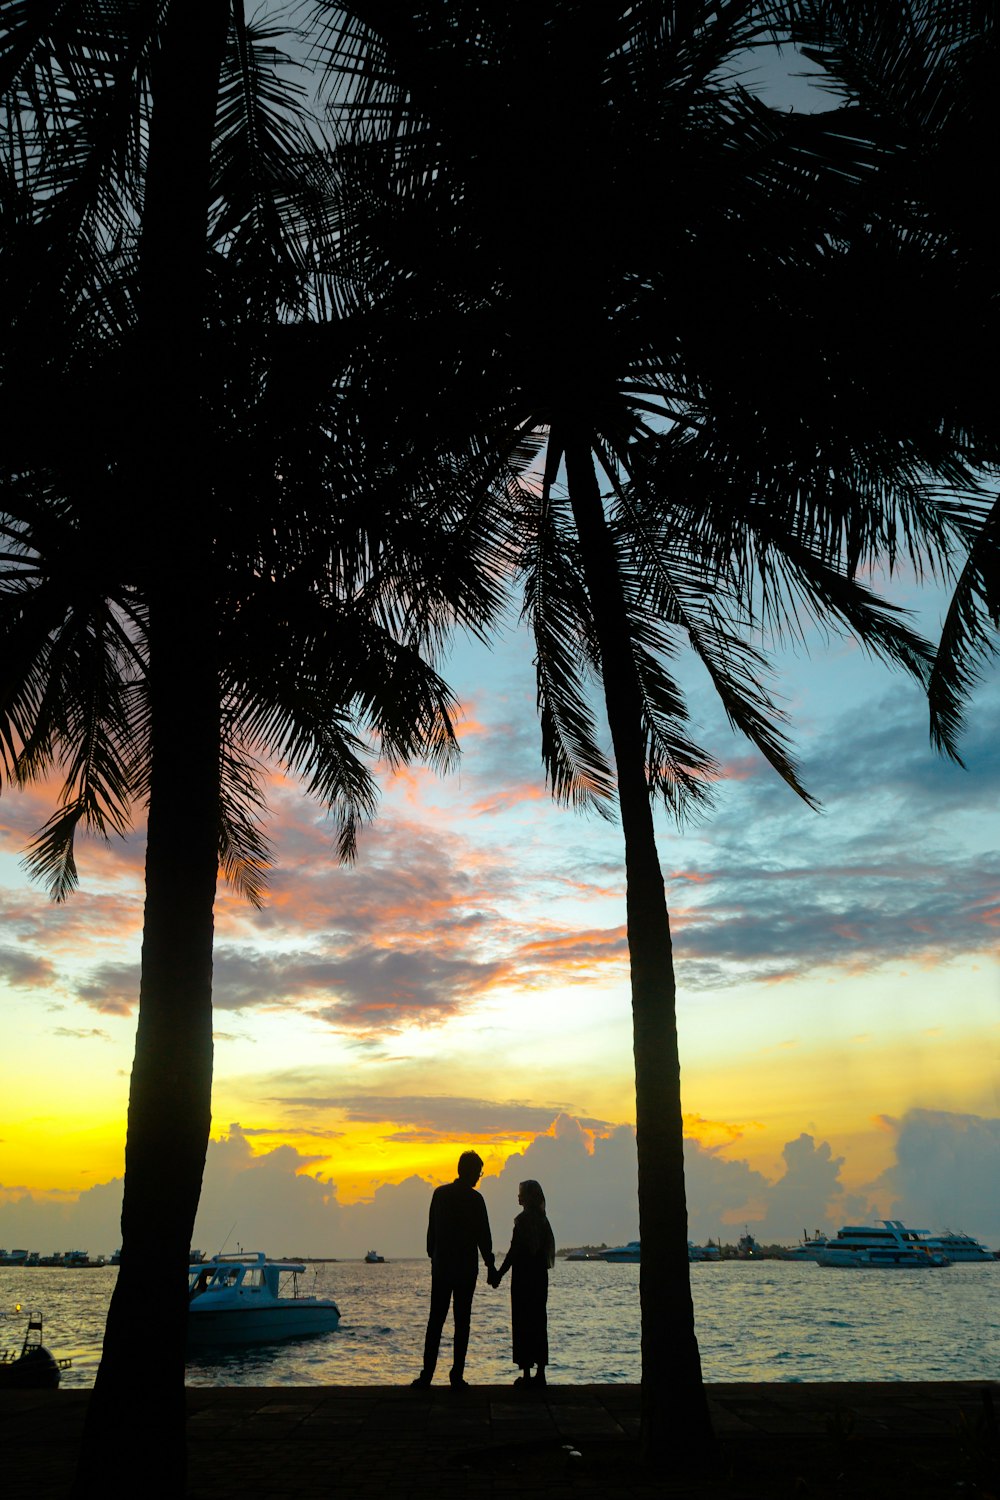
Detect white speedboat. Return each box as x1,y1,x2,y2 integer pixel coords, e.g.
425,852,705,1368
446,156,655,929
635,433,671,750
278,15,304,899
922,1230,994,1263
814,1220,950,1268
187,1253,340,1345
601,1241,641,1263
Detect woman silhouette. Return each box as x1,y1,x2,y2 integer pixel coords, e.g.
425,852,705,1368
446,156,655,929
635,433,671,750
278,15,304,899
492,1179,555,1387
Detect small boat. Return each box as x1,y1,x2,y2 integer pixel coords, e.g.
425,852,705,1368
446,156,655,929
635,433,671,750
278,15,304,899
0,1310,70,1388
364,1250,385,1264
688,1241,721,1262
187,1253,340,1345
814,1220,951,1268
601,1241,641,1263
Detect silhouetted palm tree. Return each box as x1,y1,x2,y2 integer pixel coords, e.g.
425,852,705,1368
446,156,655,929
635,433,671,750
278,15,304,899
313,0,994,1460
1,6,509,1492
784,0,1000,751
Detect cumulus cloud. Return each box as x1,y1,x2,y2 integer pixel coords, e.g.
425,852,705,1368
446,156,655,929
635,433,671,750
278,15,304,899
868,1109,1000,1241
752,1134,869,1241
481,1117,641,1251
4,1110,994,1260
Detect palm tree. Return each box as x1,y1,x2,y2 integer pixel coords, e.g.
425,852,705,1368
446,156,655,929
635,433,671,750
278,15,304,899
782,0,1000,752
2,6,510,1492
312,0,994,1460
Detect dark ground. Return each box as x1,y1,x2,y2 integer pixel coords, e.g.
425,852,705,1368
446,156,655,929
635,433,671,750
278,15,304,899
2,1381,997,1498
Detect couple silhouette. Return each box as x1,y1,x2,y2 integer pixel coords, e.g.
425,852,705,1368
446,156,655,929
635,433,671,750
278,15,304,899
411,1150,556,1389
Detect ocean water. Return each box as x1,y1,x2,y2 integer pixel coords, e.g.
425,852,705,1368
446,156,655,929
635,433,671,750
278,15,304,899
1,1259,996,1389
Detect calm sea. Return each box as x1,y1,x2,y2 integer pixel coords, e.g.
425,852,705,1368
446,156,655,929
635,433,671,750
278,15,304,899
2,1260,996,1389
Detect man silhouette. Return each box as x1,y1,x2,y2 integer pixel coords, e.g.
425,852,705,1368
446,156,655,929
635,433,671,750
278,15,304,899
411,1150,495,1388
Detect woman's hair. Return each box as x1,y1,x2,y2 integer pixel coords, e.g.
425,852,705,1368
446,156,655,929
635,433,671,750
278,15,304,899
519,1179,546,1213
518,1180,555,1266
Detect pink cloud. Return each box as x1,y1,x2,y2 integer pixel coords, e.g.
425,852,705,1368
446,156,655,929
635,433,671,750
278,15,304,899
468,784,547,816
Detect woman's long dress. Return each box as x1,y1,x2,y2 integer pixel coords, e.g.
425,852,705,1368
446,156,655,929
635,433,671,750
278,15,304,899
506,1213,550,1368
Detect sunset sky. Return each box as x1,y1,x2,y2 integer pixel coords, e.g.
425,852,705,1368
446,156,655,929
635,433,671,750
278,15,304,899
1,554,997,1258
1,33,997,1263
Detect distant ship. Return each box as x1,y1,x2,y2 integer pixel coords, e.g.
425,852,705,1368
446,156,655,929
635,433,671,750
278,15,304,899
814,1221,950,1268
599,1241,722,1264
600,1241,641,1263
783,1230,831,1261
921,1230,994,1263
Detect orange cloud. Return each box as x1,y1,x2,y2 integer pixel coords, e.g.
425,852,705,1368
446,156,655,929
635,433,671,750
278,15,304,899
518,926,626,958
682,1114,763,1152
469,784,547,816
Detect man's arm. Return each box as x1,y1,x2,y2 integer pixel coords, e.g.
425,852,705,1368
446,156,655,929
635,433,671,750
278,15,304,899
476,1194,494,1269
426,1188,437,1259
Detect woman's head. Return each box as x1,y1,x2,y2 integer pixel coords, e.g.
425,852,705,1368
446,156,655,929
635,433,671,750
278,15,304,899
518,1179,546,1213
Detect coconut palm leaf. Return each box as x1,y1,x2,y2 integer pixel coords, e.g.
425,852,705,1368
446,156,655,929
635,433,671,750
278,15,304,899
928,492,1000,760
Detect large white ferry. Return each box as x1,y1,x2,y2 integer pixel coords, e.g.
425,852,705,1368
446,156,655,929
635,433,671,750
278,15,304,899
922,1230,995,1263
814,1220,950,1268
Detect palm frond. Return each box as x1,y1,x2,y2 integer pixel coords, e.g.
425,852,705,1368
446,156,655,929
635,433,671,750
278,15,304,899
218,738,272,908
517,447,616,814
928,491,1000,760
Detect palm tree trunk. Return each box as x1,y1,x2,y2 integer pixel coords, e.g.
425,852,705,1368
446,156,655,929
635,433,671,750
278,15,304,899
563,423,714,1466
73,3,228,1494
73,598,220,1498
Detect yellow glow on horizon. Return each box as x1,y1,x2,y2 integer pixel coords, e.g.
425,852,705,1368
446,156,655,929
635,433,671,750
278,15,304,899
1,1113,126,1195
206,1119,542,1205
3,957,996,1211
680,991,998,1192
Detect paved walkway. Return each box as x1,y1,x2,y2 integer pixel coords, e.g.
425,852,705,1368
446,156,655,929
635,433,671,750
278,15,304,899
2,1381,997,1498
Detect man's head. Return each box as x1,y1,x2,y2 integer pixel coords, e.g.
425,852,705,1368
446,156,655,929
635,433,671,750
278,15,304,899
457,1150,484,1184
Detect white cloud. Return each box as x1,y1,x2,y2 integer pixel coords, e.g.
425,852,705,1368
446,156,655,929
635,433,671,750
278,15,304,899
4,1109,995,1259
867,1109,1000,1242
